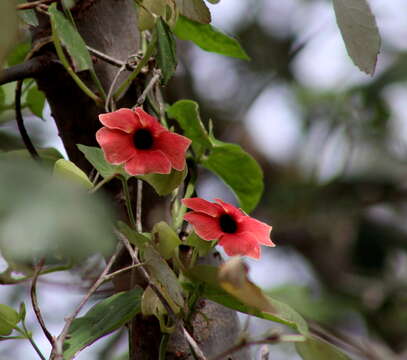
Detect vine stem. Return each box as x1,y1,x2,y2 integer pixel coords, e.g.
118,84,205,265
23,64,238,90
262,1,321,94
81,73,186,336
89,174,115,194
133,69,161,108
136,179,143,233
113,31,158,100
20,321,47,360
121,177,137,229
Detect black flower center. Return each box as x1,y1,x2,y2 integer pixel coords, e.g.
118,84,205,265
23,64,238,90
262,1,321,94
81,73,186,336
133,129,153,150
219,214,237,234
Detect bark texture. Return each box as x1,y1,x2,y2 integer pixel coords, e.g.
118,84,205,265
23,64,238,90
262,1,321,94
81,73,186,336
32,0,248,358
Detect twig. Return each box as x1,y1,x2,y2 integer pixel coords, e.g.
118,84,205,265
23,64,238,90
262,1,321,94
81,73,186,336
89,174,115,194
21,320,47,360
134,69,161,108
136,179,143,233
105,64,126,112
87,46,134,71
121,177,137,229
17,0,56,10
15,80,39,159
183,326,208,360
103,263,145,282
52,244,122,359
30,259,54,346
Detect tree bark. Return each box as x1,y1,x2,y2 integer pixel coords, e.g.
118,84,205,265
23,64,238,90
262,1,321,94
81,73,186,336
32,0,247,358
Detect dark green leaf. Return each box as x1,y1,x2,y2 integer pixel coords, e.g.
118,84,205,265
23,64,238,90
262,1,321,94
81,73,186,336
156,17,177,84
26,86,46,119
0,147,63,168
48,4,93,72
16,0,38,27
6,42,30,66
152,221,181,259
201,141,263,213
296,336,351,360
0,304,19,336
140,167,187,195
116,221,150,249
333,0,381,75
63,288,143,359
185,232,212,256
0,0,18,67
77,144,130,180
175,0,211,24
18,303,26,322
53,159,93,189
166,100,212,159
174,16,249,60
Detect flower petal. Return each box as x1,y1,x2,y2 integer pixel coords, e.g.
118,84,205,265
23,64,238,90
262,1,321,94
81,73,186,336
155,131,191,171
219,232,261,259
182,198,223,217
134,107,165,135
215,198,245,221
124,150,171,175
99,108,139,133
240,217,274,247
96,127,136,164
184,212,223,240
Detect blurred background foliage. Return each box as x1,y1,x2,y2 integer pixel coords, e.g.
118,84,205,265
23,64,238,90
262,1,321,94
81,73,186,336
2,0,407,359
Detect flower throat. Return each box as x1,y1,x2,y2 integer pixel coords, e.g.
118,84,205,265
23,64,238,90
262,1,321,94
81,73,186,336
219,214,237,233
133,128,153,150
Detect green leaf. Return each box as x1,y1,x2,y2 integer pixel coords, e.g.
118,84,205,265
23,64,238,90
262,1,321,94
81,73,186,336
186,264,308,335
140,167,187,196
174,16,249,60
143,246,185,313
77,144,130,180
0,304,19,336
175,0,211,24
116,221,150,249
152,221,181,259
156,17,177,84
26,86,46,119
0,87,5,109
63,288,143,359
53,159,93,189
16,0,38,26
0,0,18,67
206,0,220,3
6,41,30,66
0,147,63,168
18,303,26,322
0,159,115,263
185,232,212,256
333,0,381,75
48,3,93,72
296,336,351,360
167,100,212,159
201,141,263,213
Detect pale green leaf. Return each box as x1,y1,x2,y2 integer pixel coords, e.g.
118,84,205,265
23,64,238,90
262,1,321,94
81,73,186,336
201,141,263,213
63,288,142,359
26,86,46,119
333,0,381,75
185,232,212,256
16,0,38,26
175,0,211,24
116,221,150,249
156,17,177,84
0,0,18,67
139,167,187,196
0,147,63,168
174,16,249,60
53,159,93,189
296,336,351,360
0,304,19,336
152,221,181,259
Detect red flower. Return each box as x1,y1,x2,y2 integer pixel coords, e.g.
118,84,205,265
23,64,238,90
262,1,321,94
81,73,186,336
182,198,274,259
96,108,191,176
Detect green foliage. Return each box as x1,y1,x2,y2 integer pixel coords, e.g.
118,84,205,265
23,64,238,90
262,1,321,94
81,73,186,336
333,0,381,75
202,141,263,213
0,304,19,336
117,221,150,249
0,147,63,168
48,4,94,72
296,336,351,360
175,0,211,24
140,167,188,195
6,41,30,66
63,288,143,359
167,99,212,159
53,159,93,189
152,221,181,260
185,232,212,256
174,16,249,60
0,159,115,264
156,17,177,84
16,0,38,26
0,0,18,67
26,85,46,119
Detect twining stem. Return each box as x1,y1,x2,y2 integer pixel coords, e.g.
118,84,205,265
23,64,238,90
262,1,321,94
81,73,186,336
121,177,137,229
89,174,116,194
134,69,161,108
159,334,169,360
136,179,143,233
113,31,158,100
173,179,196,229
105,64,126,112
17,0,55,10
20,321,47,360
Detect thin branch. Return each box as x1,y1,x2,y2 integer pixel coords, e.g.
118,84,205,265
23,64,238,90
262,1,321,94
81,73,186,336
134,69,161,108
52,244,122,359
183,326,208,360
136,179,143,233
15,80,39,159
87,46,135,71
17,0,56,10
105,64,126,112
30,259,54,346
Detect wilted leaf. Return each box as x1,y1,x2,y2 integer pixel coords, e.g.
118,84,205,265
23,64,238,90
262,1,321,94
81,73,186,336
140,167,187,195
63,288,142,359
48,3,93,72
176,0,211,24
174,16,249,60
167,100,212,159
333,0,381,75
156,17,177,84
26,85,46,119
53,159,93,189
201,141,263,213
0,304,19,336
0,0,18,67
296,336,351,360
